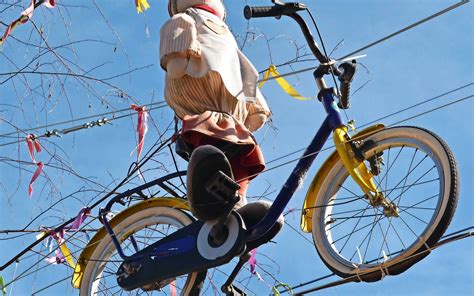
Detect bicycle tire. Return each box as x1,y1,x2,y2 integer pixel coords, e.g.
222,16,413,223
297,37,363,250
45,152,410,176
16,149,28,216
311,126,459,282
79,206,206,295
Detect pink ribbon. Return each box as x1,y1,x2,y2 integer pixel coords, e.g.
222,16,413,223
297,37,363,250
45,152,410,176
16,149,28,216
21,0,35,21
248,249,264,281
29,161,44,197
26,134,41,163
67,207,91,231
22,0,55,20
130,104,148,160
1,0,55,45
46,250,65,265
170,280,177,296
249,248,258,274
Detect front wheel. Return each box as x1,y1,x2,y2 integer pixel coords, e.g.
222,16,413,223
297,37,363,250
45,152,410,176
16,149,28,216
312,126,459,282
79,206,206,295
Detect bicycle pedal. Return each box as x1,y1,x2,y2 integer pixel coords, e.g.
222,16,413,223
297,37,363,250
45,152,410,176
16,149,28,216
205,170,240,203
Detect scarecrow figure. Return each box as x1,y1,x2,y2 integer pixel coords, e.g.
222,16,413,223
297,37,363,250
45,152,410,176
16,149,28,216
160,0,283,240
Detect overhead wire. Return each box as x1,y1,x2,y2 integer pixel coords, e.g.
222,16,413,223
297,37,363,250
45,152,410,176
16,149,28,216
255,0,469,85
0,100,167,138
0,101,169,147
0,120,176,272
265,82,473,166
0,0,471,293
289,226,473,294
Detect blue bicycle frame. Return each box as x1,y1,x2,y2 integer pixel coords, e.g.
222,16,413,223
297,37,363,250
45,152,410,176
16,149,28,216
247,88,344,243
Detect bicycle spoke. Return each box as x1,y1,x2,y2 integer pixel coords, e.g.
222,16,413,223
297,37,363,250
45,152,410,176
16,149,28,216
337,205,371,253
375,146,404,191
390,166,437,204
400,209,429,225
385,154,428,200
362,210,380,264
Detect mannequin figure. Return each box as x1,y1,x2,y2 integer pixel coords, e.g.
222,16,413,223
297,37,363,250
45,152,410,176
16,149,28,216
160,0,283,235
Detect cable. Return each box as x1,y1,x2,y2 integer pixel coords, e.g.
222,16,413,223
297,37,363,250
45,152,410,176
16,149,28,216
0,126,176,272
288,226,473,294
0,102,169,147
0,101,166,138
265,83,473,165
0,100,166,138
337,0,470,61
255,0,469,84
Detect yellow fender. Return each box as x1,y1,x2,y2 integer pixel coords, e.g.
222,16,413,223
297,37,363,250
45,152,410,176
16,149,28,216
300,124,385,233
72,197,190,289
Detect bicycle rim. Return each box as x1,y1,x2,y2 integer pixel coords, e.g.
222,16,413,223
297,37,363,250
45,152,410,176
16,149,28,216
80,207,200,295
312,126,458,280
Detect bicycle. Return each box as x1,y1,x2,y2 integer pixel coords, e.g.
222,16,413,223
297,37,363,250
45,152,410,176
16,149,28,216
72,1,459,295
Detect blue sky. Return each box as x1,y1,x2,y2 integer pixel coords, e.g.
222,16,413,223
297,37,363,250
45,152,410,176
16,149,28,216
0,0,472,295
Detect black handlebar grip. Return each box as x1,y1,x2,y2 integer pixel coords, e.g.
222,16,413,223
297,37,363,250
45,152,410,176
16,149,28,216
244,5,281,19
337,61,357,109
338,81,351,109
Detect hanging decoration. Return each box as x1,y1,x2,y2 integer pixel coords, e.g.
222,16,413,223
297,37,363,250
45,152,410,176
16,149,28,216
46,250,66,265
0,0,56,46
130,104,149,161
135,0,150,13
0,276,5,296
248,249,264,281
259,65,313,101
66,207,91,231
26,134,44,197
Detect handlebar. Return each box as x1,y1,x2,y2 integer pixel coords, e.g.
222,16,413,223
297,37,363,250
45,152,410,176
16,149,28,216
243,3,306,19
244,2,356,110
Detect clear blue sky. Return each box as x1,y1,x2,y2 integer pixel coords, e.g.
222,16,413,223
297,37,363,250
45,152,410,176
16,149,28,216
0,0,472,295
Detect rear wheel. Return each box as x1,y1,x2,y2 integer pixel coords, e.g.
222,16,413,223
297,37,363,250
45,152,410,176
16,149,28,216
312,126,458,281
79,206,206,295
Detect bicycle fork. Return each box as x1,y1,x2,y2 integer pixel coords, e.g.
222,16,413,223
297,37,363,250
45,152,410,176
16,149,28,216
319,88,399,218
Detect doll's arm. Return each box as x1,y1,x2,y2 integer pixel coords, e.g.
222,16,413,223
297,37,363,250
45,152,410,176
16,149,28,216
160,13,201,78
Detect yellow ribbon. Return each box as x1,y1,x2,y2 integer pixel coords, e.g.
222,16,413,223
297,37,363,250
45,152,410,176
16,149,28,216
258,65,312,101
135,0,150,13
59,242,75,268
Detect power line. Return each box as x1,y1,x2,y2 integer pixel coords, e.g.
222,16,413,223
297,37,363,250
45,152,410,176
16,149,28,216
265,83,473,165
239,93,473,183
255,0,469,84
0,102,169,147
289,226,473,294
0,100,167,138
337,0,470,61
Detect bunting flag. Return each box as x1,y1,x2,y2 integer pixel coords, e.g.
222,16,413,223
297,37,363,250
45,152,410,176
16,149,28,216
130,104,149,161
0,0,56,46
135,0,150,13
258,65,312,101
